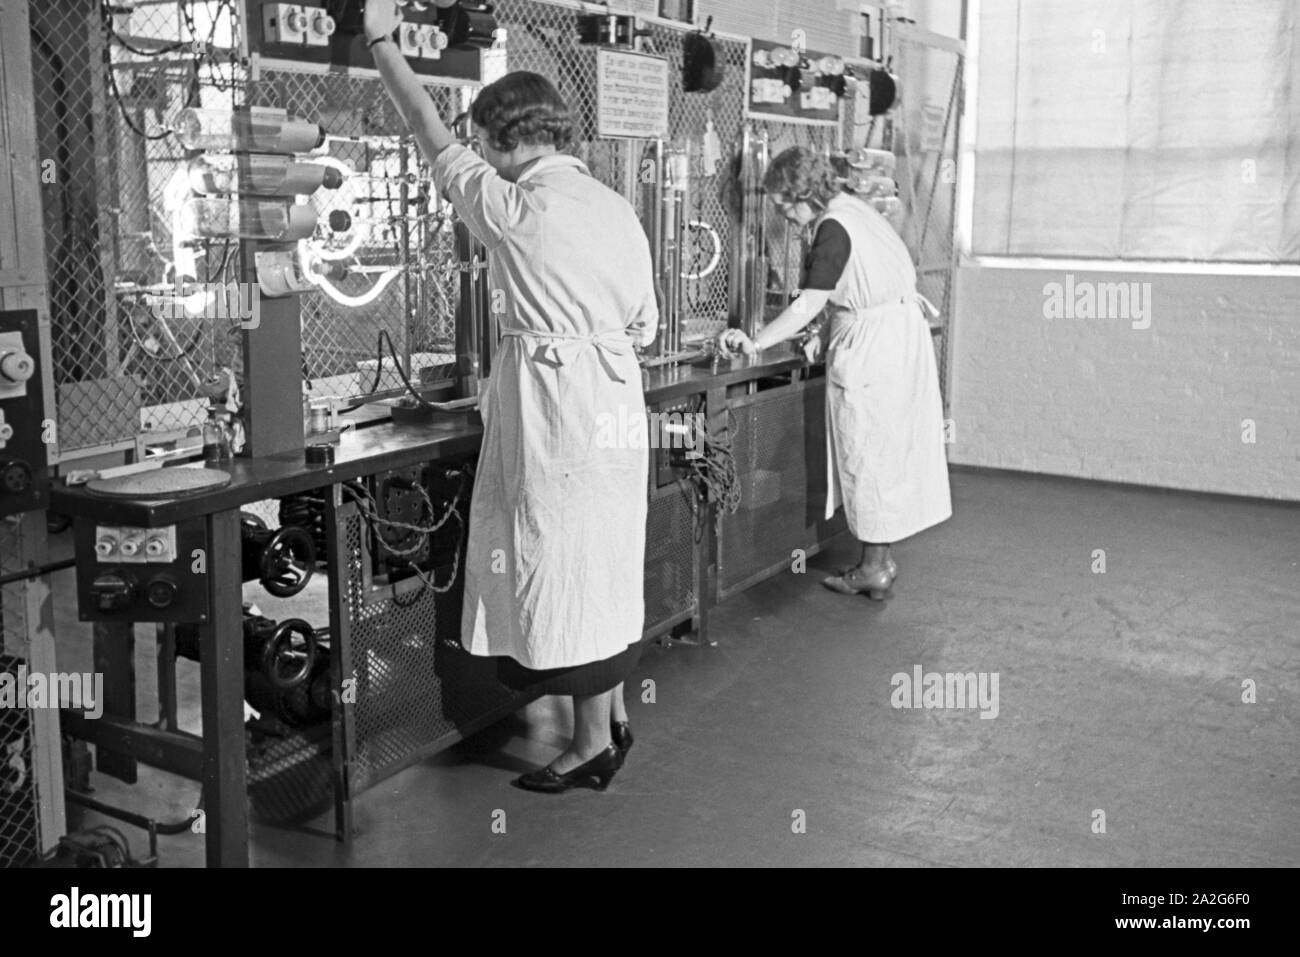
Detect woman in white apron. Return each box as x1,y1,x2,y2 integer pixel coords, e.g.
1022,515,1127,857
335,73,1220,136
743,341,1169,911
718,147,951,599
368,1,657,793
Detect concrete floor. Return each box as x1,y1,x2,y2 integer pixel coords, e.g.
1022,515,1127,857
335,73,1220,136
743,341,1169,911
55,470,1300,867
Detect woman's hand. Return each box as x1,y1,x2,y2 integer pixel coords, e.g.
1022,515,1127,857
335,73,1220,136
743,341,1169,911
716,328,758,357
801,329,823,363
364,0,403,42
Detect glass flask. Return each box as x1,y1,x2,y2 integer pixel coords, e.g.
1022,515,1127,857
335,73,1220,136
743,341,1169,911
188,154,344,197
175,106,325,154
180,198,318,241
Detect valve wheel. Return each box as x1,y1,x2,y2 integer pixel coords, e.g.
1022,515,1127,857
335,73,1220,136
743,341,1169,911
262,619,317,691
259,526,317,598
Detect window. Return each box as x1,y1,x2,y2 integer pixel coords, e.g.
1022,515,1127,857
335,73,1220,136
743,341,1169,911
972,0,1300,262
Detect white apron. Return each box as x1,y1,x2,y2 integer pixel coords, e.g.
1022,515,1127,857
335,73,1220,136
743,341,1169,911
431,146,659,670
817,194,952,543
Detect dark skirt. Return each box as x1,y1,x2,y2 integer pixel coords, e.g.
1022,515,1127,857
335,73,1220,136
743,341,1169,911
497,640,643,697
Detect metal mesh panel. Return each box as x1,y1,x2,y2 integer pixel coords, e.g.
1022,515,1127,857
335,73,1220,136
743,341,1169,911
1,520,39,865
1,517,38,870
642,25,750,343
245,70,463,401
755,120,840,311
246,723,333,826
890,36,963,411
492,0,626,192
341,508,525,794
718,381,846,595
1,515,47,866
0,652,39,869
30,1,247,450
644,487,697,631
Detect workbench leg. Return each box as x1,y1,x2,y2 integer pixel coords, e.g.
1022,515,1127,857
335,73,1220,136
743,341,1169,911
697,385,728,644
93,621,137,782
156,624,178,731
325,486,354,843
199,509,248,867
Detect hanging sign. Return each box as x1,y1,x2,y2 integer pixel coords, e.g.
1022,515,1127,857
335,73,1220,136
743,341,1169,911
596,49,670,139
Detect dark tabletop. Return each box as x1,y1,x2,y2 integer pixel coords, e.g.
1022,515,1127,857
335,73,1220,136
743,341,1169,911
51,348,810,527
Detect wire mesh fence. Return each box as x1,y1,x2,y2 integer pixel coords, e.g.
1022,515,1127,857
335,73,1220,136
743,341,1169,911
0,517,40,868
31,1,247,450
892,34,963,411
26,1,949,451
245,69,464,399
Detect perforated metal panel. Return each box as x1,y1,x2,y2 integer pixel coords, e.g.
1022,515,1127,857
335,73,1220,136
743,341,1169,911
718,379,846,596
644,486,698,633
341,507,524,793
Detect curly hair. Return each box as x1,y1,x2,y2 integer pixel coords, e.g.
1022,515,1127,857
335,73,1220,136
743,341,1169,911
469,71,574,153
762,147,843,209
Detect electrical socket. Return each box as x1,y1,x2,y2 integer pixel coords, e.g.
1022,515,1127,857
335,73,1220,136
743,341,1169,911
399,22,428,58
0,332,34,400
304,5,336,47
96,525,177,564
263,3,308,45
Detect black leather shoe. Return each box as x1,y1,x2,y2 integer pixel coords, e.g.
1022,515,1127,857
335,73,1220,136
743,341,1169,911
611,721,633,760
511,744,621,794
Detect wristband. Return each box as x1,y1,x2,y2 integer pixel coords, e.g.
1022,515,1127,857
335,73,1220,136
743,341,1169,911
367,34,392,49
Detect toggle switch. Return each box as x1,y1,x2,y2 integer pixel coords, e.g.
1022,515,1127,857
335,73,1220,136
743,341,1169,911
91,573,136,613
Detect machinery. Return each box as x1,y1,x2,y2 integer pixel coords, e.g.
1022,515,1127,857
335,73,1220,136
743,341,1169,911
14,0,949,867
0,311,47,518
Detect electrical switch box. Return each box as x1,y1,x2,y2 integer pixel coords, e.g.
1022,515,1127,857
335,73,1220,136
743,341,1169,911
0,311,48,517
75,518,210,623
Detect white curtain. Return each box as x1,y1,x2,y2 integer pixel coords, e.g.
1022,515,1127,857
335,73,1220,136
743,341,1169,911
973,0,1300,261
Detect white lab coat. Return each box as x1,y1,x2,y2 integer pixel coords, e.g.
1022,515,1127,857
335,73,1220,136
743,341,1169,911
431,146,658,670
816,193,952,543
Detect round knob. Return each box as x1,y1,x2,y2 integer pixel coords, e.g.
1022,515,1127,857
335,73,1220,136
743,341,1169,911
312,14,335,37
1,461,32,495
0,349,34,383
286,9,308,32
145,576,178,609
328,209,353,232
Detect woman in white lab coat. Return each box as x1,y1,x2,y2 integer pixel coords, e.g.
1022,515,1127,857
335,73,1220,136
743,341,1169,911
718,147,951,599
368,1,657,792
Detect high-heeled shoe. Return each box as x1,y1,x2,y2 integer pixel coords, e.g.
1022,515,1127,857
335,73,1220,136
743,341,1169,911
839,557,898,580
611,721,633,760
822,564,895,600
511,743,621,794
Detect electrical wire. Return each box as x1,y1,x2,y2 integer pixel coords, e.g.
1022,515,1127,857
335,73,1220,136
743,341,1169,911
671,401,743,541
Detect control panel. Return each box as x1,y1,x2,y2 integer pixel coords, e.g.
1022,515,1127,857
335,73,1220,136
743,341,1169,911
651,398,704,489
0,310,48,517
366,460,471,584
75,518,210,623
243,1,504,83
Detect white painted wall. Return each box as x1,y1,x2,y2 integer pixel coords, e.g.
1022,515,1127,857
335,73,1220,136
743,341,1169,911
948,266,1300,500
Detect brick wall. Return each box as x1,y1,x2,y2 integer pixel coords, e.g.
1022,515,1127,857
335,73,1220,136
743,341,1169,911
948,266,1300,501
